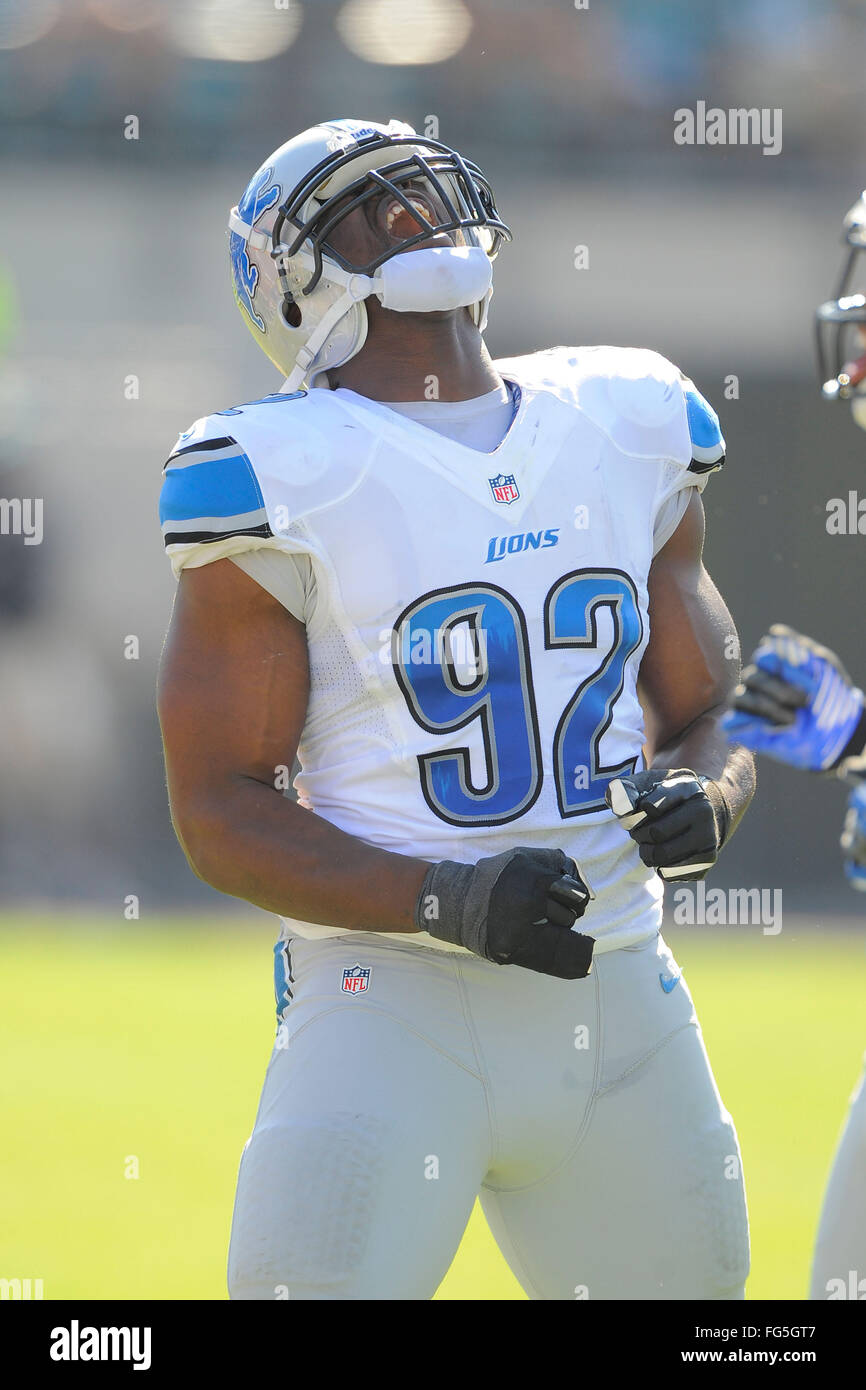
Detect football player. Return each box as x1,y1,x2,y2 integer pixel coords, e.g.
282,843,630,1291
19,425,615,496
723,190,866,1301
157,118,755,1300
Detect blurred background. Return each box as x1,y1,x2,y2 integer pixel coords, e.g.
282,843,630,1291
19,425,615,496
2,0,866,1302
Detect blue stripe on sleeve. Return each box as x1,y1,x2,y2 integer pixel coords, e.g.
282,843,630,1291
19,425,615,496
159,450,265,524
684,388,723,452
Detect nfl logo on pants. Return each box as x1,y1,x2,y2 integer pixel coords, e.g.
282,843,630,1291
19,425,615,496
341,964,371,995
489,472,520,505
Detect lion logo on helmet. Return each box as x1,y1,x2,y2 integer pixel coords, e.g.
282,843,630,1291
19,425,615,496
229,166,282,333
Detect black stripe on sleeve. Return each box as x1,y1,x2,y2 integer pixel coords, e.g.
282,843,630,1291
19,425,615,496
163,522,274,548
164,436,239,469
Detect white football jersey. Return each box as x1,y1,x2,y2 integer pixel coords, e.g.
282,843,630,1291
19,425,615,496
159,345,725,954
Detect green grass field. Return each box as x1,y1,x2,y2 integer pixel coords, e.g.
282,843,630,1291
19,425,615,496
1,912,863,1300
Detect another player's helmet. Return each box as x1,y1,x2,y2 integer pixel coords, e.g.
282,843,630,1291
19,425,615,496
228,117,511,391
816,191,866,423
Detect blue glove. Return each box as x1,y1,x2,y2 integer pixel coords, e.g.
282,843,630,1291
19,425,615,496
721,625,866,773
841,783,866,891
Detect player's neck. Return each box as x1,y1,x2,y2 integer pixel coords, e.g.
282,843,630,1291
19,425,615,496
325,303,503,402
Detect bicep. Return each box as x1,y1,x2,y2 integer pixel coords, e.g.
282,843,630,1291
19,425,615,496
157,558,309,815
638,489,739,748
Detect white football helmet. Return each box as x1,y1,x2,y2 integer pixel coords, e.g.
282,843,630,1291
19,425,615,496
228,118,511,391
816,190,866,429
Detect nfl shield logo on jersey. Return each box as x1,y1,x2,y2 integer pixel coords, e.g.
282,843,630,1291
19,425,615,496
341,963,371,995
489,472,520,505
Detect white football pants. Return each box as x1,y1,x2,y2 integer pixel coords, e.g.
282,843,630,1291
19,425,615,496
810,1055,866,1300
227,929,749,1300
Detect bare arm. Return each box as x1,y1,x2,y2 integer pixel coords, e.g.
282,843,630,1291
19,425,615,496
638,490,755,836
157,558,428,930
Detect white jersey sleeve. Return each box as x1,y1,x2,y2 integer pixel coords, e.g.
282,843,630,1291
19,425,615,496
158,387,381,639
156,403,314,621
572,345,725,546
646,355,725,551
159,421,277,577
158,390,347,596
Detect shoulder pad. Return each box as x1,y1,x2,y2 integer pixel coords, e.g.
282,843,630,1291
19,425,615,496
497,345,725,474
160,388,370,555
160,425,270,549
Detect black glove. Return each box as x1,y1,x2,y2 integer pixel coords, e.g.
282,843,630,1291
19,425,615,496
415,847,595,979
605,768,731,882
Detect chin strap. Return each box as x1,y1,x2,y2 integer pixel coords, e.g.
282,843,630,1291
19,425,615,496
277,254,375,391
